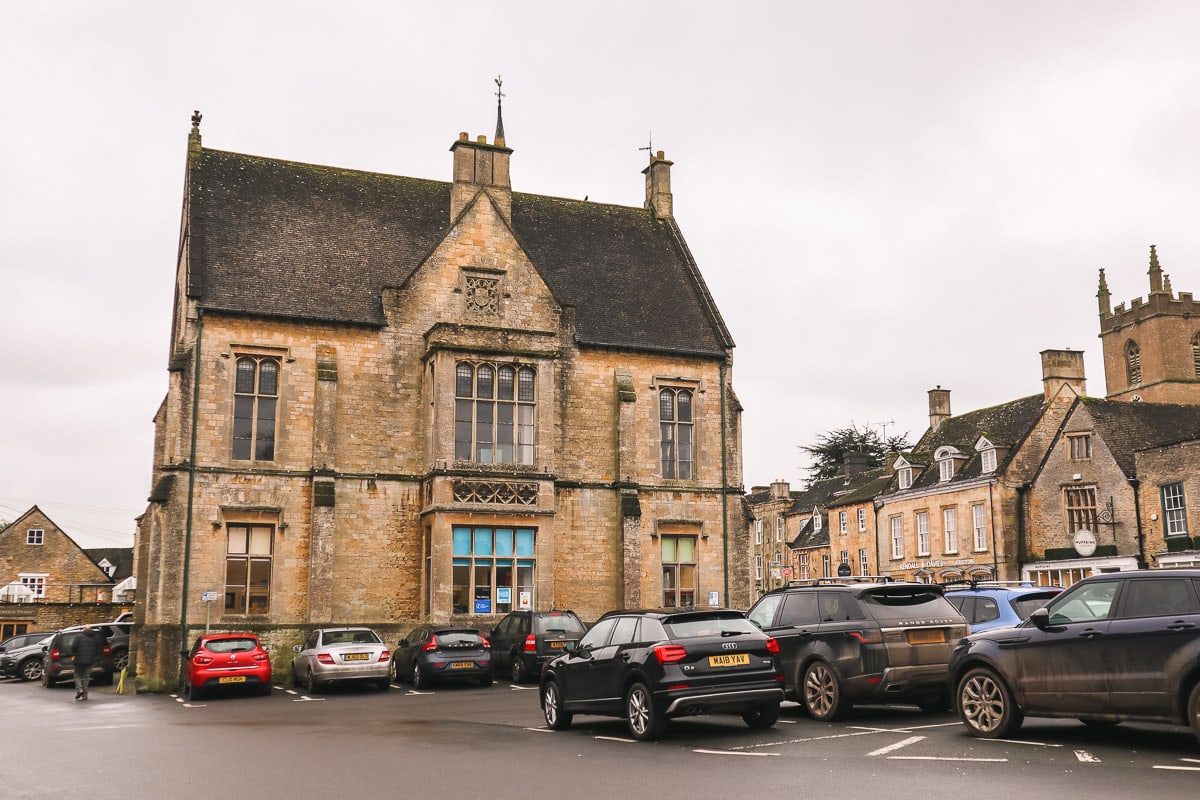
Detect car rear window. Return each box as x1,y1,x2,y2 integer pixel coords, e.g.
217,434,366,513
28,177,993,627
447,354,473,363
860,588,961,623
325,630,381,645
664,614,759,639
533,614,585,635
205,638,259,653
434,631,483,647
1010,593,1059,620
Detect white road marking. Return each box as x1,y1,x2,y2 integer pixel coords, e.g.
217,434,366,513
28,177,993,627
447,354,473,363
986,738,1064,748
1074,750,1101,763
509,684,538,691
694,748,779,757
293,696,324,702
284,689,299,695
732,728,903,751
526,727,556,733
406,689,435,696
1153,765,1200,772
868,735,925,756
888,756,1008,762
594,735,636,743
58,725,139,731
1183,758,1200,764
182,703,205,708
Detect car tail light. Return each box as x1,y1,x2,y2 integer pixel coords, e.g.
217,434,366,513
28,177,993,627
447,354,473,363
422,639,438,652
317,654,335,665
765,637,780,655
378,651,390,662
194,655,213,665
848,630,883,644
523,635,537,652
253,652,270,662
50,649,61,660
103,645,112,656
480,637,491,649
654,644,688,664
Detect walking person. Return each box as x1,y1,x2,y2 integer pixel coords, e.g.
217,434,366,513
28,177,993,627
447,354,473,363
70,623,106,701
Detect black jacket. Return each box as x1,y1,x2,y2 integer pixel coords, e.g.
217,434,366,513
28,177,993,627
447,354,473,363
70,628,106,666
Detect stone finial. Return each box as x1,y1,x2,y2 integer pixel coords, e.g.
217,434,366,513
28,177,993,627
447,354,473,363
1097,268,1111,317
1165,274,1173,296
191,109,202,132
1149,244,1165,293
494,75,506,147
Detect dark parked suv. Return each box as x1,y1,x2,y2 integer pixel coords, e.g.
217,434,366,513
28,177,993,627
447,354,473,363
0,631,54,681
539,608,785,741
950,569,1200,744
747,579,969,720
41,626,116,688
489,609,587,683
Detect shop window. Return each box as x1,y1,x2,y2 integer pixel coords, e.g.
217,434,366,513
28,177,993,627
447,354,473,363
452,526,535,614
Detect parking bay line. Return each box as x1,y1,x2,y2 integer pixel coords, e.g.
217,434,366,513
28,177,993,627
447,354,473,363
694,748,779,757
1153,765,1200,772
868,736,925,756
887,755,1008,762
1075,750,1101,763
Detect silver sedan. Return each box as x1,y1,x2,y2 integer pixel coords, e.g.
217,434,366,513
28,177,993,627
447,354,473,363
291,627,392,693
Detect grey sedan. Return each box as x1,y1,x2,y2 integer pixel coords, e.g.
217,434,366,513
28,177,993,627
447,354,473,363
291,627,392,693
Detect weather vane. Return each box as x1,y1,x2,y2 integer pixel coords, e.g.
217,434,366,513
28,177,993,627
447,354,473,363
494,75,504,102
638,131,654,159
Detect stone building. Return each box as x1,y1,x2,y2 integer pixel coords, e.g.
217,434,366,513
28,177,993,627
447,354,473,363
133,109,744,689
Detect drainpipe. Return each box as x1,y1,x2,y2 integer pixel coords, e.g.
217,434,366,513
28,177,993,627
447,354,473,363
179,308,203,687
1130,478,1145,568
987,481,1000,578
1016,483,1029,581
719,359,729,607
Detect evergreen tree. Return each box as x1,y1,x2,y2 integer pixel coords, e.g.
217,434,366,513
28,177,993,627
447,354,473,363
799,425,911,484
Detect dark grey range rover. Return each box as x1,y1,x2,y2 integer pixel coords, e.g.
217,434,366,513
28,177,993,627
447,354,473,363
747,579,969,720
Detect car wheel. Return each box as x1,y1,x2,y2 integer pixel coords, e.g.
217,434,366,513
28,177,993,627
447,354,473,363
411,661,426,690
917,692,951,713
957,667,1023,739
510,653,527,683
542,680,573,730
1188,682,1200,745
803,661,846,722
625,682,666,741
184,679,203,702
742,703,781,730
19,657,43,682
305,668,320,694
113,649,129,673
41,667,53,688
390,658,400,685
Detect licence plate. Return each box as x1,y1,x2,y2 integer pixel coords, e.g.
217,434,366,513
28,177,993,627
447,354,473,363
907,629,946,644
708,653,750,667
549,641,565,649
343,653,370,661
450,661,475,669
218,675,247,684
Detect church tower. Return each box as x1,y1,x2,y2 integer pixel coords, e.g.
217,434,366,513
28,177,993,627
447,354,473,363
1098,246,1200,403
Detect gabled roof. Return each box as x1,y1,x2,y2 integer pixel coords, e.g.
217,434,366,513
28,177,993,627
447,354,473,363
187,147,732,358
1078,397,1200,475
85,548,135,582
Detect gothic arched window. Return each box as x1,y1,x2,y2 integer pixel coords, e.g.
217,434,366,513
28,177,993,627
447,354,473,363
1192,335,1200,378
1126,340,1142,386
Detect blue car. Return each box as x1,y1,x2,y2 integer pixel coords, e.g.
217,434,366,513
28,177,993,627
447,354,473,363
944,582,1062,633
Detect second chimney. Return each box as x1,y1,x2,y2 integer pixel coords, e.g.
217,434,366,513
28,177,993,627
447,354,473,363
928,386,951,432
642,150,673,220
450,132,512,224
1041,349,1086,401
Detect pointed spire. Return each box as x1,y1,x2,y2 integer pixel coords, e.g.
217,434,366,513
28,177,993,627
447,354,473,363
1148,244,1165,293
1165,274,1173,296
188,109,203,156
1097,268,1111,317
493,75,506,146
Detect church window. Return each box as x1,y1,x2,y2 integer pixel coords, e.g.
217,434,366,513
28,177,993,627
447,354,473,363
232,356,279,461
659,388,694,480
661,534,697,607
1126,340,1142,386
1193,336,1200,378
452,526,535,615
454,361,536,465
225,524,273,614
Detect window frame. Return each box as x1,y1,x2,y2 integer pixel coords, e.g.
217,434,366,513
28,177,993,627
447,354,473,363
658,386,694,480
1067,434,1092,460
232,354,280,462
453,526,536,615
224,523,274,615
1126,340,1142,386
980,448,997,473
943,507,958,554
19,574,47,598
890,515,903,559
971,504,988,552
660,533,698,608
839,511,847,535
454,361,537,466
25,529,44,546
898,467,912,490
916,510,930,557
1064,486,1098,535
1161,482,1188,537
857,508,867,532
754,519,763,545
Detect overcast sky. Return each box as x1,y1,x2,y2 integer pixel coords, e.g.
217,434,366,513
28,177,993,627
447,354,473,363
3,2,1200,548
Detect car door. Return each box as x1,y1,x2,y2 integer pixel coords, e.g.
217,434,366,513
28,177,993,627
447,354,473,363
295,630,320,676
1015,579,1119,714
590,615,641,710
396,627,427,675
1105,577,1200,716
489,614,516,670
752,592,820,693
556,616,617,709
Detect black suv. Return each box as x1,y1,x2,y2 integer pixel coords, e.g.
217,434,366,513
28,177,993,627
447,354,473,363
40,625,119,688
489,609,587,683
539,608,784,741
950,569,1200,743
0,631,54,681
747,579,969,720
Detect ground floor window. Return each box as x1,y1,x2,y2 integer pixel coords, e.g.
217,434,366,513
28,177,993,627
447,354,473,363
1028,567,1091,589
1,622,31,639
661,534,696,607
453,526,535,615
226,524,273,614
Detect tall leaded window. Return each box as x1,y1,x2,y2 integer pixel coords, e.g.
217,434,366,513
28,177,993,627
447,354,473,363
1194,335,1200,378
890,516,903,559
1064,486,1097,535
858,548,868,576
661,534,697,607
972,504,989,551
916,511,930,556
455,362,536,465
659,387,693,479
225,524,272,614
1126,340,1142,386
233,356,279,461
943,507,958,554
1162,483,1188,537
452,526,535,615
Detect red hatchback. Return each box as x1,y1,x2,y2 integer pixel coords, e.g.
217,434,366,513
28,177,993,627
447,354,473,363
184,632,272,701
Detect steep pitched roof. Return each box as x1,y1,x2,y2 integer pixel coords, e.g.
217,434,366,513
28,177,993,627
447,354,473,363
187,148,732,357
85,548,135,582
1078,397,1200,475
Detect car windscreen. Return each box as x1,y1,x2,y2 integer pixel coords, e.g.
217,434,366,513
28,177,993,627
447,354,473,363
533,614,585,635
664,614,759,639
434,631,483,647
860,588,961,622
205,638,258,653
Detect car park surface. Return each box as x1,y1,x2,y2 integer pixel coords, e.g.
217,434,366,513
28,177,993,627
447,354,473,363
291,626,391,692
950,568,1200,743
539,607,784,741
183,632,272,701
944,581,1063,632
391,625,492,688
488,608,586,683
747,578,969,719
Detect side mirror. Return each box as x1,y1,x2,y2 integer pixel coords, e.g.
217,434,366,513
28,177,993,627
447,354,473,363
292,645,301,653
1029,608,1051,629
562,641,579,655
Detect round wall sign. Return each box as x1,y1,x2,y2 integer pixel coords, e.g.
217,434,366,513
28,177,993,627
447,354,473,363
1073,529,1097,557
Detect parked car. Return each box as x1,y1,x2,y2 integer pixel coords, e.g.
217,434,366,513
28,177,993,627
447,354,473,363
746,579,969,720
291,627,391,693
183,632,272,701
950,569,1200,744
0,631,54,681
41,626,115,688
391,626,492,689
943,581,1063,632
539,607,785,741
489,609,587,683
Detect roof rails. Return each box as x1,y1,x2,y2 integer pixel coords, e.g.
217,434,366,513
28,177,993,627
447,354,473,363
783,575,896,588
941,579,1037,590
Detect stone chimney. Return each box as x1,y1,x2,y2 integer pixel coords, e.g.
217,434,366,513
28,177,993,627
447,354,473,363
1041,348,1086,401
769,479,790,500
450,131,512,224
843,452,871,478
642,150,673,220
884,451,899,475
928,386,951,432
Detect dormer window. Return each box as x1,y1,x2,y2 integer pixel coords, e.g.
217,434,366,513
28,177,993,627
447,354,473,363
898,467,912,490
934,445,964,482
813,512,822,533
975,435,998,474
